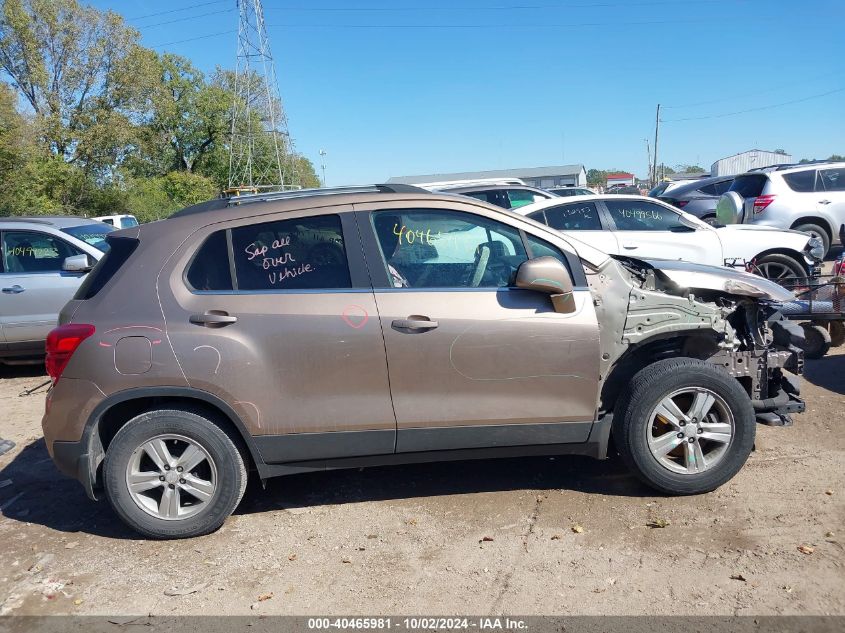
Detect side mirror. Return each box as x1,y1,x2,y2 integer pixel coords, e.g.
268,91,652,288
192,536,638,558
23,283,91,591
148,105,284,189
515,256,576,314
62,254,93,273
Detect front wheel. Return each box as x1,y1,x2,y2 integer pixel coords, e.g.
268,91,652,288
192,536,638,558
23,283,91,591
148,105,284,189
103,408,248,539
753,253,806,283
613,358,755,495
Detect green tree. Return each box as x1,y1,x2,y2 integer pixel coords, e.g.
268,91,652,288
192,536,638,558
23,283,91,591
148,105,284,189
0,0,154,171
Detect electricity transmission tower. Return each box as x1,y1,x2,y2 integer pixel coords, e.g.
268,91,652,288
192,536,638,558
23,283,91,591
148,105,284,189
228,0,298,192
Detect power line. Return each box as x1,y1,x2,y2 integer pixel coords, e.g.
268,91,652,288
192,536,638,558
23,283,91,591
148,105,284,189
662,70,845,109
152,30,236,48
661,87,845,122
140,8,234,29
263,0,730,10
261,18,731,29
129,0,228,21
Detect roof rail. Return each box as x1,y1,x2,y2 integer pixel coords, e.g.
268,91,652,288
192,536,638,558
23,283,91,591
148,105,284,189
774,159,839,170
171,184,429,217
0,217,58,225
223,184,426,206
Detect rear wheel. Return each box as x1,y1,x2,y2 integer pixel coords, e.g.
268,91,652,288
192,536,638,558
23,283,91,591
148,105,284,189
801,324,831,359
753,253,806,283
613,358,755,495
701,214,719,226
103,408,247,539
793,223,830,258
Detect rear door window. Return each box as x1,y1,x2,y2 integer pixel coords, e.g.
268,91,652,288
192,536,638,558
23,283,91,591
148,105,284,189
231,214,351,291
507,189,549,208
783,170,817,192
818,168,845,191
185,214,352,293
698,180,732,196
729,174,768,198
186,230,233,291
544,202,603,231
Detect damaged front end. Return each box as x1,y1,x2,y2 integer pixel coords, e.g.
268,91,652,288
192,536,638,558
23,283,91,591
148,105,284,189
592,256,806,427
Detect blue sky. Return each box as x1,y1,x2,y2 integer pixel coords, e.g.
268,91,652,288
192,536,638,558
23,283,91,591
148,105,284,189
91,0,845,184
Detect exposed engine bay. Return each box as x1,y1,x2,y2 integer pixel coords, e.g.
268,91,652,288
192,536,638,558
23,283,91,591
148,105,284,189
591,256,806,426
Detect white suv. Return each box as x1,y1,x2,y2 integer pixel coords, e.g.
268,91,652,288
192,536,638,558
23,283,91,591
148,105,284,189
716,162,845,256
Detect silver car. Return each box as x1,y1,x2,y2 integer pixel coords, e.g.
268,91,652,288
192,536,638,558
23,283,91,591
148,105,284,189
0,216,113,363
717,161,845,257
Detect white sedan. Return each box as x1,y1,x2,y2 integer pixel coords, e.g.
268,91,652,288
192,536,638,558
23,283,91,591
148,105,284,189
514,195,823,281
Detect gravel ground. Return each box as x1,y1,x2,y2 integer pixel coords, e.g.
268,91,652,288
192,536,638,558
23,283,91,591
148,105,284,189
0,350,842,616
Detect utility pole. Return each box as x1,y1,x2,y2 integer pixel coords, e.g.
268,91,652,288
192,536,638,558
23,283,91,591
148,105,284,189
652,103,661,186
645,138,652,186
228,0,298,194
319,149,327,187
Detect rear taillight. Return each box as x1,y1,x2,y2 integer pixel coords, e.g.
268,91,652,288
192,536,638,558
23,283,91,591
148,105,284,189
676,200,689,209
45,324,95,384
753,194,776,214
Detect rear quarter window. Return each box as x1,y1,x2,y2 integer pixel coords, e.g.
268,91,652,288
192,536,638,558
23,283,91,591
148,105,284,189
782,170,817,193
74,236,139,300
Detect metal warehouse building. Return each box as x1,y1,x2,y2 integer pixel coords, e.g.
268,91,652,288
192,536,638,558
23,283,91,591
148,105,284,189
711,149,793,176
387,164,587,188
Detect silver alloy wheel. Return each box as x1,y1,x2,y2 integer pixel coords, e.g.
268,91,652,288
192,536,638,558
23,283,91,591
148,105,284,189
646,388,734,475
125,434,218,521
756,261,799,282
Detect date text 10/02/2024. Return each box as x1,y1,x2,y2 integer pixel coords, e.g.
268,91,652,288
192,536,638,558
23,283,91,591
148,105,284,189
307,617,529,630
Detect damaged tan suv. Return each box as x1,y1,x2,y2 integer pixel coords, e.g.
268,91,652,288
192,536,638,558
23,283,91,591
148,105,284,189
42,185,806,538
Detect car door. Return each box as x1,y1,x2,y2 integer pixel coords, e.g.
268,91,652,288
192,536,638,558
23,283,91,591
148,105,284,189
817,167,845,233
357,201,601,453
160,206,397,462
600,198,723,266
526,201,620,254
0,230,88,348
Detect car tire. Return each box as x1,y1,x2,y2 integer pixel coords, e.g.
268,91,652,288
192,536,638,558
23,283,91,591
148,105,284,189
103,408,248,539
801,324,831,359
753,253,806,283
793,223,830,258
613,357,755,495
701,214,719,226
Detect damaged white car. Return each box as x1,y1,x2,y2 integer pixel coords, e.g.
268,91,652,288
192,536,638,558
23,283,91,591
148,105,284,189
516,194,823,282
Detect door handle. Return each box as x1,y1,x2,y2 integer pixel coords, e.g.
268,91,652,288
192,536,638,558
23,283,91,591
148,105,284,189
392,316,439,331
189,311,238,327
819,200,831,205
1,285,25,294
622,245,639,250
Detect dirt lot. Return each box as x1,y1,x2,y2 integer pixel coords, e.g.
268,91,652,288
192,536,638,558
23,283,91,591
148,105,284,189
0,351,843,617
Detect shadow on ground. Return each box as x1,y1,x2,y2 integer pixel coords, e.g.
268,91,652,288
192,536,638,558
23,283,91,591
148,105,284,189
0,436,651,538
0,362,47,380
803,354,845,395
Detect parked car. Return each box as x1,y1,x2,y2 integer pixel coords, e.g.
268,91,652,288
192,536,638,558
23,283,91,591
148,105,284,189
93,214,139,229
43,184,804,538
715,161,845,257
656,175,734,224
0,217,113,363
432,183,558,210
606,184,641,195
515,194,823,282
647,179,697,198
548,187,595,197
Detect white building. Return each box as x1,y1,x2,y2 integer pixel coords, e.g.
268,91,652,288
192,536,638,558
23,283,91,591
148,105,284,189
388,165,587,188
711,150,792,176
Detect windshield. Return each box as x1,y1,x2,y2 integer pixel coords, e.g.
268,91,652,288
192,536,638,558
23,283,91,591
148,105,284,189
62,223,115,252
122,216,139,227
